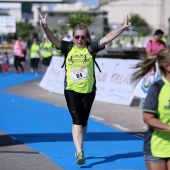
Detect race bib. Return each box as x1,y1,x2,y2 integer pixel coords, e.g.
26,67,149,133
70,67,89,82
44,48,50,52
33,53,39,58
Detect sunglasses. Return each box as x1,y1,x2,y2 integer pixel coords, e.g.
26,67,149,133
74,35,86,40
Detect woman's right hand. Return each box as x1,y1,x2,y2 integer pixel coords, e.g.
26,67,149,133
39,12,61,48
39,13,48,28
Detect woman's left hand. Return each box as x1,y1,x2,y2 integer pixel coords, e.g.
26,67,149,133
123,15,131,29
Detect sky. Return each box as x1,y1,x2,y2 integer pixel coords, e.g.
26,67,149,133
77,0,99,7
47,0,99,9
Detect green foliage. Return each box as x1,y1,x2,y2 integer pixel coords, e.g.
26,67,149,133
16,21,37,40
59,24,70,38
2,21,38,42
32,31,38,40
3,33,12,42
130,14,150,36
131,14,148,27
66,11,92,29
52,28,58,33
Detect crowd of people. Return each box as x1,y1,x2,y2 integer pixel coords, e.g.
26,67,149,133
0,28,169,76
0,32,73,74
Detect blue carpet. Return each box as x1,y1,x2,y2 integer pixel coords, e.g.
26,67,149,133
0,73,146,170
0,72,43,90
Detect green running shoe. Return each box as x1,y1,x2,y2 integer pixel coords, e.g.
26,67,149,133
75,152,85,165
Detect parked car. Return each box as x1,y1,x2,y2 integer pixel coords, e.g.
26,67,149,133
110,24,139,36
122,26,139,36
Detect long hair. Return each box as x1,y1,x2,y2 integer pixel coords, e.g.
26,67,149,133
131,47,170,84
73,24,91,41
157,47,170,76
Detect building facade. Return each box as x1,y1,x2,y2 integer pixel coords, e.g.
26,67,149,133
1,0,170,37
39,2,108,38
99,0,170,35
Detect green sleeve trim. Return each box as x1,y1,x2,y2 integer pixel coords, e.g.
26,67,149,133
142,109,157,114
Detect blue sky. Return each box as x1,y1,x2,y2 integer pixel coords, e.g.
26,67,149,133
77,0,99,7
47,0,99,9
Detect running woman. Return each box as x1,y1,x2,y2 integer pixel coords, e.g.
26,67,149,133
39,13,131,165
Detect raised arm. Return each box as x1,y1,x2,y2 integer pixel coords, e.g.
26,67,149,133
99,15,131,48
39,13,61,48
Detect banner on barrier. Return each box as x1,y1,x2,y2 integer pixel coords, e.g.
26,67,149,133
134,68,162,99
40,56,139,106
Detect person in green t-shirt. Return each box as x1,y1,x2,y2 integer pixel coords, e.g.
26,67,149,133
131,47,170,170
29,37,40,74
40,36,53,73
39,12,131,165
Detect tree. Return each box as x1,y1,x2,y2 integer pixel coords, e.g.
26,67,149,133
59,11,93,38
64,11,92,29
16,21,37,40
130,14,150,36
2,21,38,43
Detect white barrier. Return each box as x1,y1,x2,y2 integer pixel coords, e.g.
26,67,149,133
40,56,140,106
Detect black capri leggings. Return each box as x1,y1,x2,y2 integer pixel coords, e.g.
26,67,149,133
64,90,96,127
42,56,52,66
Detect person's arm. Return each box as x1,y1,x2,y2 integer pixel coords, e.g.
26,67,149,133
39,13,61,48
143,112,170,132
99,15,131,48
147,51,159,56
142,82,170,132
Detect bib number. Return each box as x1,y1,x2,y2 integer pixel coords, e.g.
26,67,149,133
70,67,89,82
33,53,39,58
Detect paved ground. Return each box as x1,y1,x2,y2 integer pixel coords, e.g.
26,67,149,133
0,131,63,170
0,74,146,170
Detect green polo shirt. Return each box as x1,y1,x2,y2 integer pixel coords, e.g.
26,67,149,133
143,77,170,158
40,42,53,58
65,45,95,93
59,40,104,93
30,44,40,59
